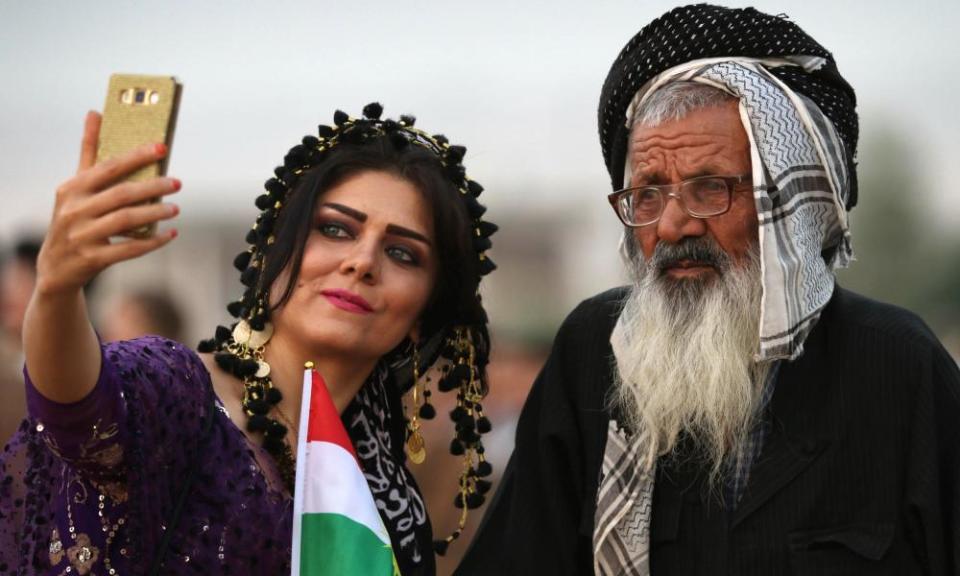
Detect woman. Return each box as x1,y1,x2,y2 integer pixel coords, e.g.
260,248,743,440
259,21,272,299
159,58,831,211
0,103,497,575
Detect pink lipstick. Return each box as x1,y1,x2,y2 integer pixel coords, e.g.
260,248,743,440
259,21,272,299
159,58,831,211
321,289,373,314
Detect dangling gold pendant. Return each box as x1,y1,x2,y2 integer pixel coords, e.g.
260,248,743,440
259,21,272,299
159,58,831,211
406,429,426,464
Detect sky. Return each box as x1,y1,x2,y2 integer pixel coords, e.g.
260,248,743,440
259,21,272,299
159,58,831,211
2,0,959,243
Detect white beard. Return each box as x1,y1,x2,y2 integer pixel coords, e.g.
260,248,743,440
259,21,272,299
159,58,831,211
610,238,769,483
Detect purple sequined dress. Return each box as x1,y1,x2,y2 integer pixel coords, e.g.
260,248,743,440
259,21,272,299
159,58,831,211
0,336,436,575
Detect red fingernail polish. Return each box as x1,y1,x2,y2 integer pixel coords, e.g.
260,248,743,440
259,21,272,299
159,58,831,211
155,143,168,156
171,178,182,191
170,228,179,239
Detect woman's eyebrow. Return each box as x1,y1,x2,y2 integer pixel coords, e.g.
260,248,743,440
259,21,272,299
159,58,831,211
386,224,432,246
322,202,431,246
322,202,367,221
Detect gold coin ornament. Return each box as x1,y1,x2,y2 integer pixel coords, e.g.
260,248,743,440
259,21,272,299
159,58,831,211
255,360,271,378
406,431,426,464
232,320,251,346
232,320,274,350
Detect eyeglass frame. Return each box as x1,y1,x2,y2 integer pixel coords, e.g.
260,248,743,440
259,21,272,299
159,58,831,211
607,174,752,228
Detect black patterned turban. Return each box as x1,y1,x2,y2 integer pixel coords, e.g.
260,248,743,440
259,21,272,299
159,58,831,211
598,3,860,208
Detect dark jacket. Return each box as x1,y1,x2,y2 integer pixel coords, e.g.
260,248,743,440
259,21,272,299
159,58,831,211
458,286,960,575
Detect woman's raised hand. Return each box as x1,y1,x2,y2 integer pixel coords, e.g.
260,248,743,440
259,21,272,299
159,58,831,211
35,111,181,297
24,111,182,403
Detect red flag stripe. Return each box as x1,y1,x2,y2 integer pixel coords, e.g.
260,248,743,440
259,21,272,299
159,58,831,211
306,370,357,459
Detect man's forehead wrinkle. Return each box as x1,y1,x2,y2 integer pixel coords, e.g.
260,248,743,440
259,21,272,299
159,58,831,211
630,141,732,180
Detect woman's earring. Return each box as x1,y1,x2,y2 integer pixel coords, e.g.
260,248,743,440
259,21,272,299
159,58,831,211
405,341,429,464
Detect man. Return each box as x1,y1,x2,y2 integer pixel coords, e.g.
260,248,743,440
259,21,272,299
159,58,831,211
458,5,959,575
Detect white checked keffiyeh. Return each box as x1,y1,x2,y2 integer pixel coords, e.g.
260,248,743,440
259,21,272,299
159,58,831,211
594,58,854,575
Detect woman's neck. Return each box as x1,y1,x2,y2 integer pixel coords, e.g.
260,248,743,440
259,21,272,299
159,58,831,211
262,331,377,420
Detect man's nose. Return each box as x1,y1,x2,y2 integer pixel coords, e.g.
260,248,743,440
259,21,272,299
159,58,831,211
656,195,707,244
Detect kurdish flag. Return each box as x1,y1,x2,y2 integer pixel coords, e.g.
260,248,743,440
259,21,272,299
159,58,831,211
291,367,399,576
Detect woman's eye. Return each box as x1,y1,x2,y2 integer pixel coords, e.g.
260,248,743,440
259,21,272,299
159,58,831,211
387,246,418,265
318,222,351,239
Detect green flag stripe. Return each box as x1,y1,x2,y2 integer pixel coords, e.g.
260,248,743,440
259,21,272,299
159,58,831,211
300,512,395,576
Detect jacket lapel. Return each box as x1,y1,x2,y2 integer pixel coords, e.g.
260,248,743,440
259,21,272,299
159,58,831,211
731,294,840,527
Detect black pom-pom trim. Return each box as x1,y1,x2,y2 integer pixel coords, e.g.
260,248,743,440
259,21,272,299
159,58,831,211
473,236,492,252
445,145,466,163
452,363,471,384
317,124,336,139
467,180,484,197
479,257,497,276
419,403,436,420
240,266,259,287
197,339,217,353
450,439,465,456
450,405,468,423
433,539,450,556
226,300,244,318
475,479,492,495
302,135,320,148
477,416,492,434
362,102,383,119
284,145,307,169
255,194,273,211
247,414,270,432
233,251,252,271
437,375,457,393
478,221,499,237
265,177,286,197
476,460,493,477
249,316,266,331
333,110,349,126
245,229,258,244
464,194,487,218
466,492,485,509
246,398,269,415
214,352,236,372
265,387,283,404
215,325,232,342
432,134,449,145
399,114,416,126
458,429,480,445
453,494,465,509
265,419,287,438
237,359,259,378
263,436,285,453
444,164,466,181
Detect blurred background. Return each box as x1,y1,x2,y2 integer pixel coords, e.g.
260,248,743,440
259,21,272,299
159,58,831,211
2,0,958,572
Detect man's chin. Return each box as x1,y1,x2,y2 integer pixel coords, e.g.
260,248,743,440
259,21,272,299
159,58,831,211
657,271,719,308
662,265,719,281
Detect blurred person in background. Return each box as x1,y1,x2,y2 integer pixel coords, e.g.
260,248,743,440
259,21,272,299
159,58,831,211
100,288,185,343
0,103,499,575
0,237,40,443
461,5,960,575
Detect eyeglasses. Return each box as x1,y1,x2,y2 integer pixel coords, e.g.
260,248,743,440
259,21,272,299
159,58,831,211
607,174,751,228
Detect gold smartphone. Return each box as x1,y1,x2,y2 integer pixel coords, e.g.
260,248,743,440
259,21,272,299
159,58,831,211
96,74,183,238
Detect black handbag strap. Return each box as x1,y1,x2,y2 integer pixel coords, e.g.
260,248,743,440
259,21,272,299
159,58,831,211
148,396,217,575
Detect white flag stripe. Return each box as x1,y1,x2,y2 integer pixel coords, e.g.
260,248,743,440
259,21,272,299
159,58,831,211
303,440,391,546
290,369,315,575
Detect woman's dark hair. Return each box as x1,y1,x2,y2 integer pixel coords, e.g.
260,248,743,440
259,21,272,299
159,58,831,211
258,134,483,340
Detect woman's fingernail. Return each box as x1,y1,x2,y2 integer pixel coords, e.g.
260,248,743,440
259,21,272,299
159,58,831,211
171,178,182,191
155,142,168,156
169,204,180,216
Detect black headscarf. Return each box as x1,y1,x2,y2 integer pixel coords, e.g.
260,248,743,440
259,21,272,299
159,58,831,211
597,3,860,208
